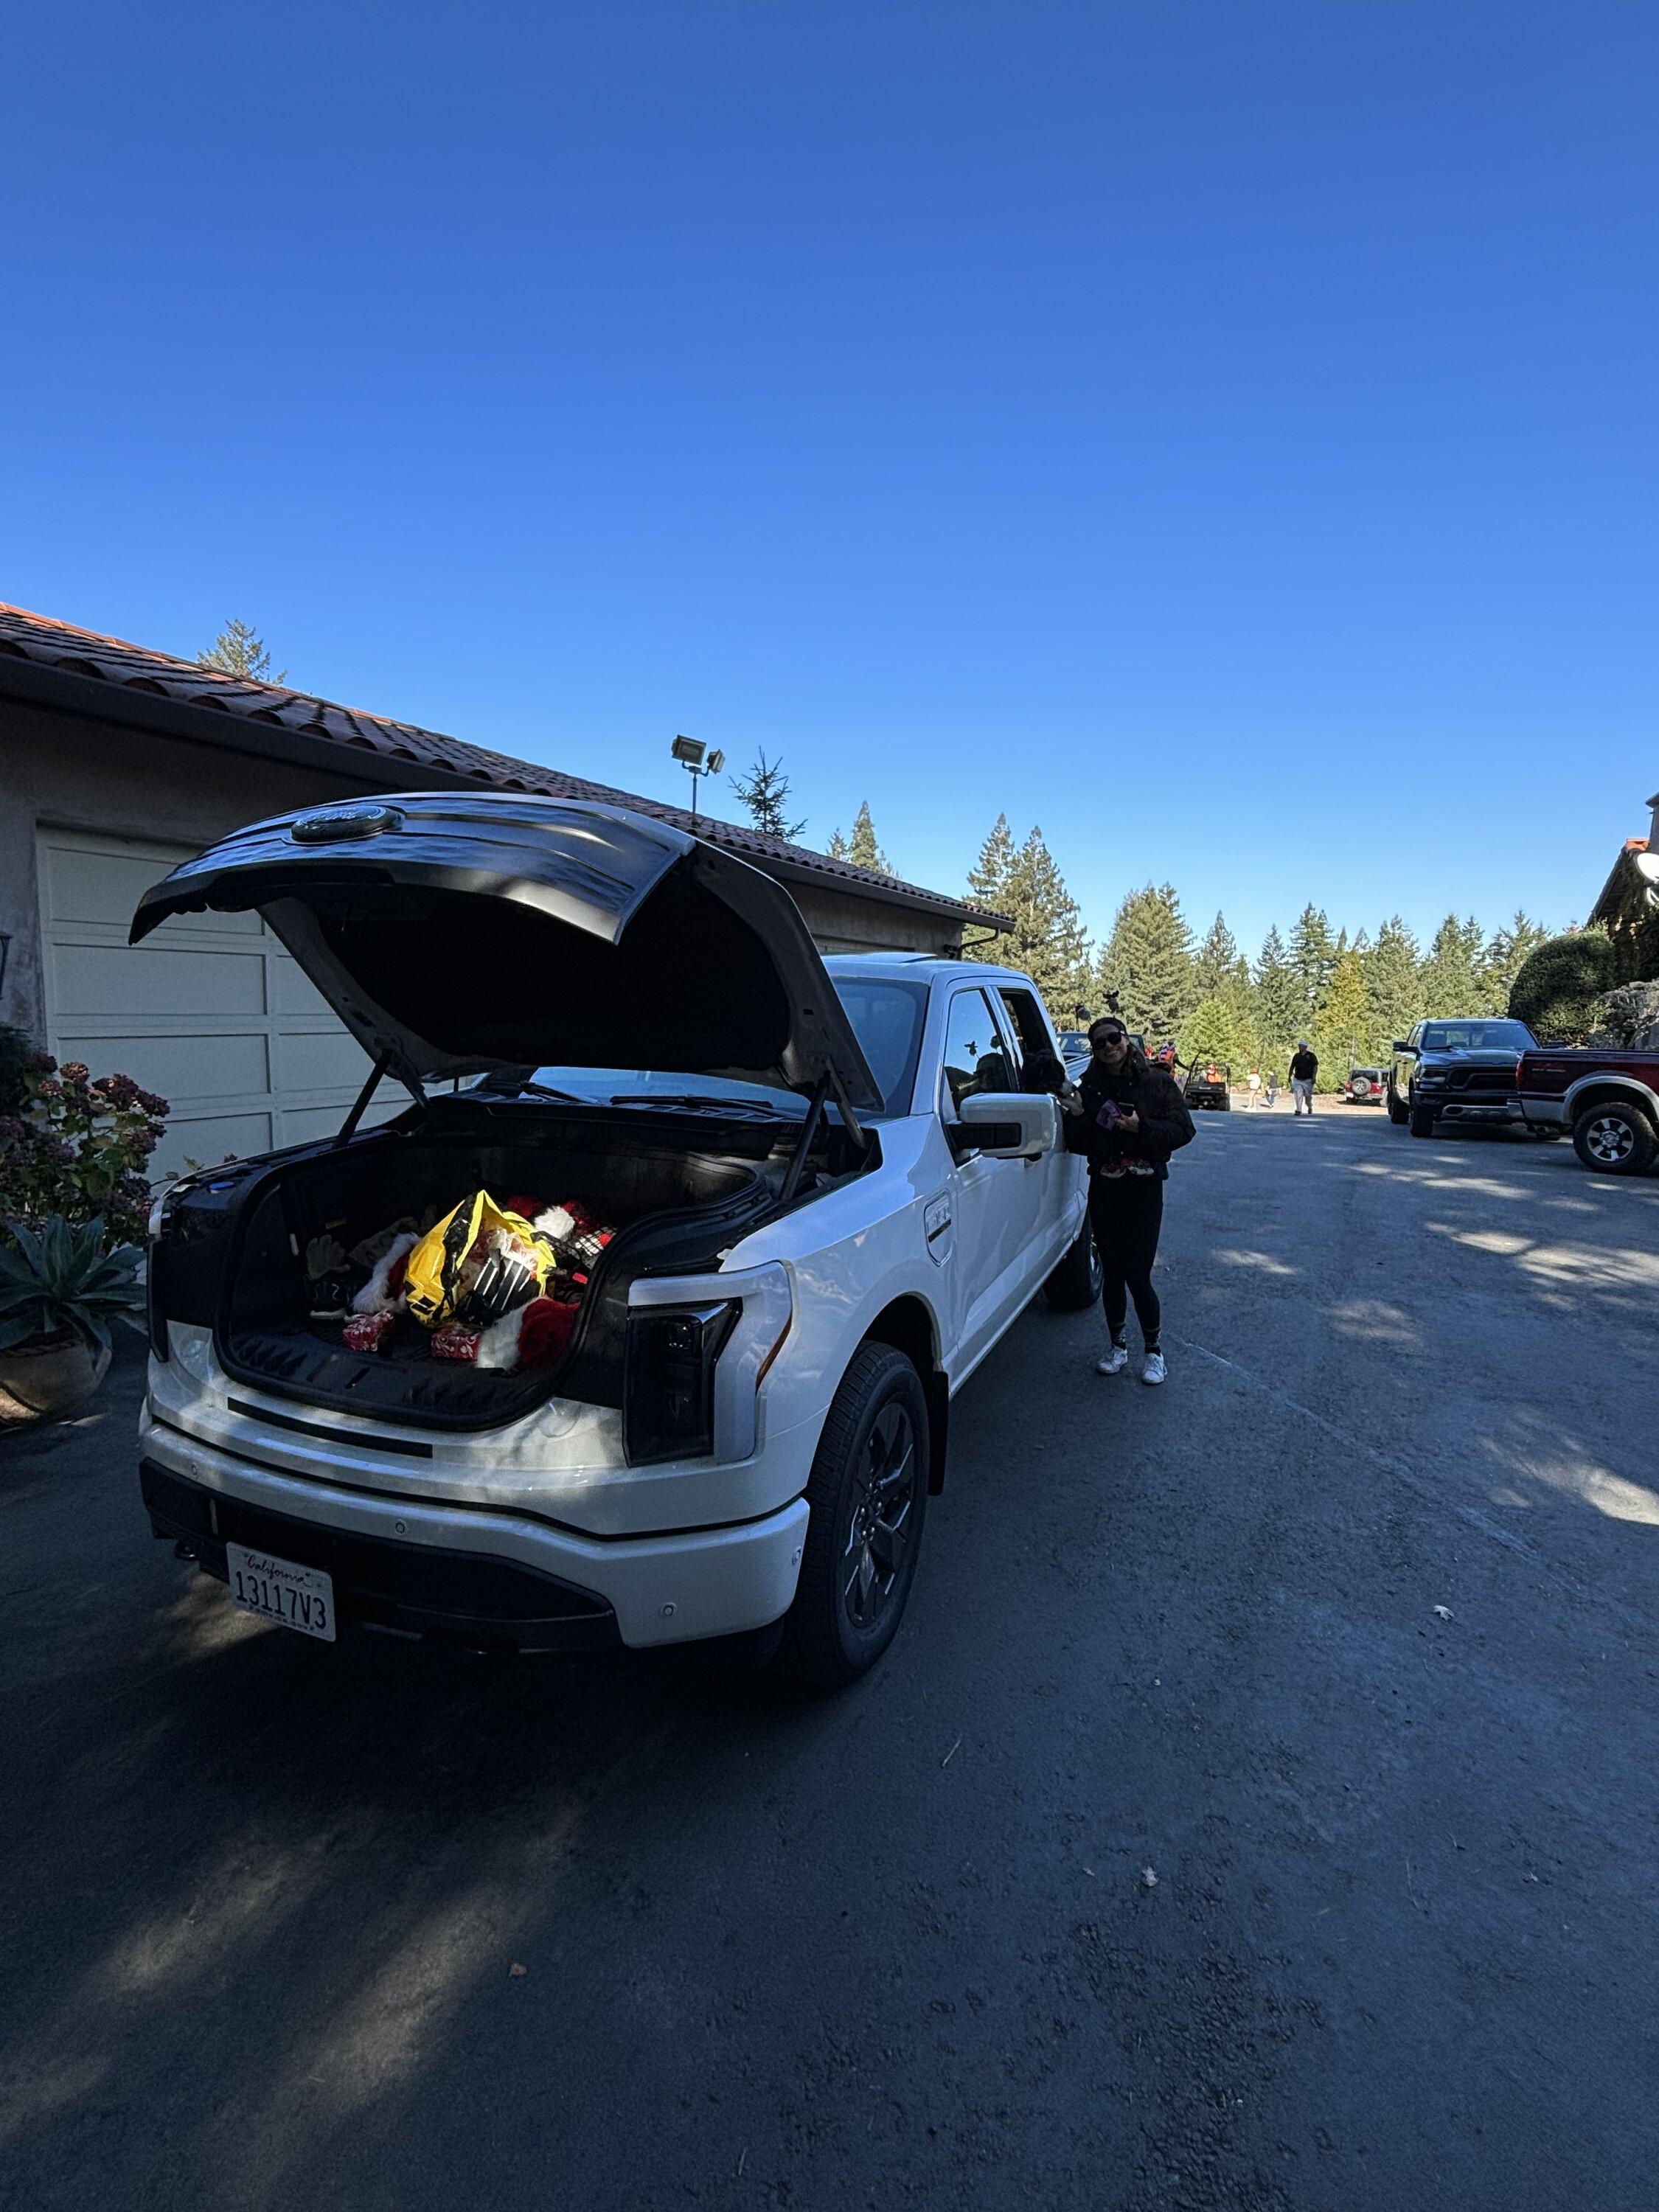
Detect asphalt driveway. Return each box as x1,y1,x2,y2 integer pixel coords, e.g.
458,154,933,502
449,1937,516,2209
3,1110,1656,2211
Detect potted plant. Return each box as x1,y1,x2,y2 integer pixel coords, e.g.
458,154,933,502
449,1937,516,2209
0,1214,145,1424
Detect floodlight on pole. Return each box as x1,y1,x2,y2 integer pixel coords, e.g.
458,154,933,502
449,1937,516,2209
672,734,723,821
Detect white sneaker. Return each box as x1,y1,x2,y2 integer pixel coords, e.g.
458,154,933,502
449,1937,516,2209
1096,1343,1129,1376
1141,1351,1166,1386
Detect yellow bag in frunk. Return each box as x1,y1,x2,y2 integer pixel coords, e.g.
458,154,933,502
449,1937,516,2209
403,1190,552,1329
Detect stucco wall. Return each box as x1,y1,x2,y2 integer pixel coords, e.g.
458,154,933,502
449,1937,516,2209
0,700,970,1039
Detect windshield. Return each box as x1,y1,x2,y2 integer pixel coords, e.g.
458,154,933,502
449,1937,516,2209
832,978,928,1114
473,1068,807,1113
1419,1021,1534,1051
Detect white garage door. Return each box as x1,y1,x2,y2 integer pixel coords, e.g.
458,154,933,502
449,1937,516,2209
38,830,399,1180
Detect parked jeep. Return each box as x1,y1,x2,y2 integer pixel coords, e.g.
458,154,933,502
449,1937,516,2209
1517,1042,1659,1175
1386,1018,1540,1137
135,796,1096,1686
1344,1066,1388,1105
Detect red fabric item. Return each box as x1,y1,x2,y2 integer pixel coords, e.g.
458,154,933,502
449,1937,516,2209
516,1296,576,1367
506,1195,544,1224
431,1322,481,1362
386,1251,409,1298
342,1310,396,1354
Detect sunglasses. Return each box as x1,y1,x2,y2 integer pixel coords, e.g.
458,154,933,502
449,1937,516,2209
1091,1032,1127,1051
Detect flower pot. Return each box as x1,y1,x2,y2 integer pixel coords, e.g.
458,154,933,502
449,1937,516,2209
0,1332,111,1425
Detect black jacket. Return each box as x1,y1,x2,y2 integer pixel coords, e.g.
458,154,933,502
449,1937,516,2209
1066,1053,1195,1183
1290,1050,1318,1082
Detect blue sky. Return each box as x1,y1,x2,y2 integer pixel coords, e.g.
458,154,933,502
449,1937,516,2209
4,1,1654,957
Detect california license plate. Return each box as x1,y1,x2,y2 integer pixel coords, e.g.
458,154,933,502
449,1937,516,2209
225,1543,336,1641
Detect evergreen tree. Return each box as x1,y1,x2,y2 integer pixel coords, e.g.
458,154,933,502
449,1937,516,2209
1363,916,1423,1052
1288,905,1338,1030
846,801,890,875
1419,914,1486,1015
1482,911,1549,1015
999,827,1092,1022
1317,946,1370,1074
1098,884,1194,1043
825,827,851,860
198,618,284,684
1252,925,1301,1071
1181,991,1253,1069
966,813,1017,912
729,751,805,841
1193,912,1241,1001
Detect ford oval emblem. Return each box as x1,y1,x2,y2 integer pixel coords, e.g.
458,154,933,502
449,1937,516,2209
290,804,400,844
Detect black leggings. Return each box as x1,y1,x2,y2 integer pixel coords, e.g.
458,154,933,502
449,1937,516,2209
1089,1175,1164,1348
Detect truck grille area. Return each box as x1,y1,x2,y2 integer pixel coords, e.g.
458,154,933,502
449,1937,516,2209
141,1461,619,1654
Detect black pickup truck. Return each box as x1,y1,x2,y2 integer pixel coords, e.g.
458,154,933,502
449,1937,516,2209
1387,1018,1545,1138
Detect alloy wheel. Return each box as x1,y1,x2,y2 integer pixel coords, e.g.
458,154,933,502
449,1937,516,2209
842,1402,917,1632
1585,1113,1635,1165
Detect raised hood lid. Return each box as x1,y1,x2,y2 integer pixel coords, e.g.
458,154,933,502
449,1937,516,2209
131,794,883,1115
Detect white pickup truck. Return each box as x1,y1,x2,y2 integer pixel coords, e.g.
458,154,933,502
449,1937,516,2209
136,795,1096,1684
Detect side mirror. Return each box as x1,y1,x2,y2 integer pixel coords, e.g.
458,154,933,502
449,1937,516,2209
1391,1041,1414,1056
953,1091,1058,1160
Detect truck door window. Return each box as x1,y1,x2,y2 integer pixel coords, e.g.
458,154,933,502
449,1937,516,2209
942,990,1012,1116
997,988,1052,1069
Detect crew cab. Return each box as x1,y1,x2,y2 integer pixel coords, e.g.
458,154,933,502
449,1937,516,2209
1386,1018,1540,1136
1517,1043,1659,1175
134,795,1096,1686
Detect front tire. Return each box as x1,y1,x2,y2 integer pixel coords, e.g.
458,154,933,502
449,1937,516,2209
1045,1217,1103,1310
1571,1102,1657,1176
1409,1103,1436,1138
779,1343,929,1689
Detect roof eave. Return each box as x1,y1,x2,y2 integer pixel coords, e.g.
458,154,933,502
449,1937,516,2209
0,648,481,796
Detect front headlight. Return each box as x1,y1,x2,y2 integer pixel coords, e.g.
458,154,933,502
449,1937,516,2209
624,1263,793,1466
624,1302,739,1465
1419,1072,1448,1088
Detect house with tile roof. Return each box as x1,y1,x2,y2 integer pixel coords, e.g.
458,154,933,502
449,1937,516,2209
0,604,1004,1169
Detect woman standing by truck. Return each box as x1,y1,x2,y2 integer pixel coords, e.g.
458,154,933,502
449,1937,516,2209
1063,1018,1194,1385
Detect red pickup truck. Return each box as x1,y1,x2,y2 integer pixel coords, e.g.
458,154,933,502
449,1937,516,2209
1517,1046,1659,1174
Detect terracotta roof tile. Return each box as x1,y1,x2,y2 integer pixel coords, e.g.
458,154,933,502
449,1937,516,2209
0,602,1006,930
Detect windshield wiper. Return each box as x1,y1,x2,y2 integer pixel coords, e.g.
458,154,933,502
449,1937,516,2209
608,1093,793,1119
473,1070,586,1103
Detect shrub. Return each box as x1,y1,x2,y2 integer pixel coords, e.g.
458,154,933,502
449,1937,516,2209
0,1214,145,1357
0,1054,168,1250
1508,931,1616,1044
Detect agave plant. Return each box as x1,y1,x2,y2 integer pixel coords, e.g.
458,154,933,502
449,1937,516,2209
0,1214,145,1359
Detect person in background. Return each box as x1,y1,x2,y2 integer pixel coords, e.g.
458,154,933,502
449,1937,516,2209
1265,1068,1279,1109
1290,1040,1319,1115
1246,1068,1262,1107
1062,1017,1194,1385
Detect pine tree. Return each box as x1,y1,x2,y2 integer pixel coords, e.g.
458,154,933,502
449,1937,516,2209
966,813,1016,912
1363,916,1423,1053
1482,911,1549,1015
1317,946,1370,1074
998,827,1092,1023
1098,884,1194,1043
198,619,284,684
1180,992,1253,1069
1193,912,1241,1001
1288,905,1338,1030
1252,925,1301,1073
1419,914,1486,1015
846,801,890,875
825,828,851,860
729,751,805,841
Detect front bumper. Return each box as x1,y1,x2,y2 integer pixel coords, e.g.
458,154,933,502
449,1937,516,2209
1417,1093,1525,1123
139,1416,808,1651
